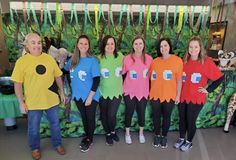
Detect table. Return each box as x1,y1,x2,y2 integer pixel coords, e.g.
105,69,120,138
0,93,22,130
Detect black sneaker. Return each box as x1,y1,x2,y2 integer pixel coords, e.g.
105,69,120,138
80,140,92,153
80,137,88,148
161,136,168,149
111,132,120,142
152,135,161,147
106,134,113,146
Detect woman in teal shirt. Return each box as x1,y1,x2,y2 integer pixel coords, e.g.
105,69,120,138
98,35,123,146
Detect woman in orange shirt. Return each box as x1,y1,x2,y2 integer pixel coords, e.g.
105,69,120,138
149,38,183,148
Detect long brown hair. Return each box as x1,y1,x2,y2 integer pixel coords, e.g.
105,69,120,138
131,35,146,64
183,36,206,64
70,35,92,70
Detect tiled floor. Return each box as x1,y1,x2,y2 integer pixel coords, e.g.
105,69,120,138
1,118,236,160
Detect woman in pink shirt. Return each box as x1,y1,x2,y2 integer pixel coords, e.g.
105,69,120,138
122,35,153,144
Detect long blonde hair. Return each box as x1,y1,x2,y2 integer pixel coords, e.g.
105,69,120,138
70,35,92,70
183,36,206,64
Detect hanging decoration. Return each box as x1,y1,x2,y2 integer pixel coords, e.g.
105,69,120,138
46,3,54,26
55,3,62,28
118,4,126,25
40,1,44,26
94,4,99,40
183,6,188,26
126,5,131,26
176,6,184,33
4,2,211,62
109,4,114,26
188,6,193,29
194,6,204,31
61,4,66,30
146,5,151,30
149,5,159,24
10,8,15,24
83,3,93,28
70,3,79,25
192,6,195,26
22,1,28,32
173,6,178,27
138,5,144,25
98,4,108,21
26,2,31,20
166,5,169,29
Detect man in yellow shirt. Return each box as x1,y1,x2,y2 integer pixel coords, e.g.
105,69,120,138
11,33,66,160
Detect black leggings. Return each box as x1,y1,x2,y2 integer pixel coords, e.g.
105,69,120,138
74,98,98,141
150,99,174,137
99,96,122,134
124,95,147,128
178,101,203,142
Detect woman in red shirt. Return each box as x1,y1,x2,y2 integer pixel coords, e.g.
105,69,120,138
174,36,224,152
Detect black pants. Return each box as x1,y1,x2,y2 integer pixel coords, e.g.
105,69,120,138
99,96,122,134
178,101,203,142
74,98,98,141
150,99,174,136
124,95,147,128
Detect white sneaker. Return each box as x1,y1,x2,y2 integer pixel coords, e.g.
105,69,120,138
125,135,132,144
139,134,145,144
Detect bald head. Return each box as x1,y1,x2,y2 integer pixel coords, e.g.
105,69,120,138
24,33,42,56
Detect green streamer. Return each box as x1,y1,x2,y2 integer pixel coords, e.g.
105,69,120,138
173,6,178,26
74,4,78,25
43,3,47,26
138,5,144,25
150,5,158,24
192,6,195,25
119,5,125,25
184,6,188,26
200,6,204,28
99,4,107,21
95,4,99,40
146,5,151,30
31,4,39,26
126,5,130,26
166,6,169,28
10,8,14,24
84,3,93,26
70,3,74,23
155,5,159,24
45,3,53,26
56,3,62,27
26,2,31,20
109,4,114,26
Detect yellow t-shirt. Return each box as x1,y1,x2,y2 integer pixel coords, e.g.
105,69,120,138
149,55,183,102
11,53,62,110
